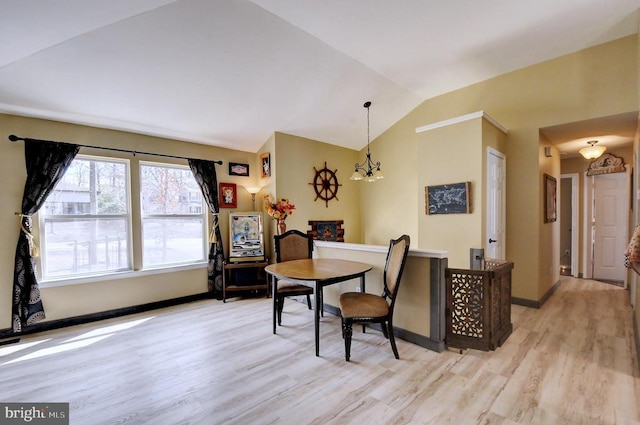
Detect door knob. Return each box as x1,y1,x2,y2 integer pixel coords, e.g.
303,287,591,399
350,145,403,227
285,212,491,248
489,238,497,243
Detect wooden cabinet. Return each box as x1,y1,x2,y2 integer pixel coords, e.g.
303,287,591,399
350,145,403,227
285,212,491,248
445,259,514,351
222,259,269,302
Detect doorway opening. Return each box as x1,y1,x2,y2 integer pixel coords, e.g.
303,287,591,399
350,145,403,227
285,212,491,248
560,174,578,277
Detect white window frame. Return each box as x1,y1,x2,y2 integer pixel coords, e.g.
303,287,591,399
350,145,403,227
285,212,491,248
36,153,210,287
139,161,208,269
38,154,133,282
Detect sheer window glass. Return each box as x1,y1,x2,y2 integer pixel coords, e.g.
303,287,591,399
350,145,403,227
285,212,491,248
140,162,207,268
40,156,131,279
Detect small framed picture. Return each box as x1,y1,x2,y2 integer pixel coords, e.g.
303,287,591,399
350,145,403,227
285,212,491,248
544,173,557,223
260,153,271,178
219,182,237,208
229,162,249,177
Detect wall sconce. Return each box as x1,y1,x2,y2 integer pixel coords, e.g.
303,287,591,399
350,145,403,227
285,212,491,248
350,101,384,182
245,186,262,211
579,140,606,160
544,147,552,157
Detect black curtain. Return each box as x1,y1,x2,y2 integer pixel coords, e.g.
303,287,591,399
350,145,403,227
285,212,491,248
12,139,80,332
188,159,225,298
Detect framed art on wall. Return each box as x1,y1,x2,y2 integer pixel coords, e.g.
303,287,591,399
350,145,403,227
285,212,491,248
307,220,344,242
260,153,271,178
426,182,471,214
219,182,237,208
544,173,557,223
229,162,249,177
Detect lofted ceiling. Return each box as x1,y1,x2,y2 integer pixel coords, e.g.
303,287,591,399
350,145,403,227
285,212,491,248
0,0,638,153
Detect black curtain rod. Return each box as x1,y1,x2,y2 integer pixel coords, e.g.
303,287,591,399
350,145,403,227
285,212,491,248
8,135,223,165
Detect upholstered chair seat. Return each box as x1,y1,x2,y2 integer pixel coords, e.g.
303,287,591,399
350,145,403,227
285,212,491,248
339,292,389,319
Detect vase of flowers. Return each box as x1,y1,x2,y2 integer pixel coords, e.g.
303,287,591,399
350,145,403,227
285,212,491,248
264,194,296,235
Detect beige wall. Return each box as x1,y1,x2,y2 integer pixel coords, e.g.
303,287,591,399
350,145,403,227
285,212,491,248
417,117,482,268
538,135,562,298
268,132,361,244
360,35,638,301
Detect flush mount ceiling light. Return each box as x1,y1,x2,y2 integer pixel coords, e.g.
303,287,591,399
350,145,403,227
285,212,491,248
350,101,383,182
579,140,606,159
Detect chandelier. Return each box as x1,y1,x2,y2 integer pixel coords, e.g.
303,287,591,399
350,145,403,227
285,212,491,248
350,101,384,182
579,140,606,159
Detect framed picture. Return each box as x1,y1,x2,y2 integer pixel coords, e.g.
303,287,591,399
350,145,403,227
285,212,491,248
544,173,557,223
229,212,265,262
307,220,344,242
426,182,471,214
219,182,237,208
260,153,271,178
229,162,249,177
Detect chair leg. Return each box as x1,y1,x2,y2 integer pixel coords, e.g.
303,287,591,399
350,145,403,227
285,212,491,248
277,296,285,325
381,322,389,339
343,319,353,361
387,321,399,359
272,291,277,334
306,294,312,310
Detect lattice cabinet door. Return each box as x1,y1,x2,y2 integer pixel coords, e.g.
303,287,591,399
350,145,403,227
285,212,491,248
445,260,514,351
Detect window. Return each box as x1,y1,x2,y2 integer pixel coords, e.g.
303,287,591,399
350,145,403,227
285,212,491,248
39,155,208,283
40,156,131,279
140,162,207,268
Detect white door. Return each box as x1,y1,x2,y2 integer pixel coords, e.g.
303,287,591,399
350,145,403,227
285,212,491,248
592,172,628,282
486,148,506,259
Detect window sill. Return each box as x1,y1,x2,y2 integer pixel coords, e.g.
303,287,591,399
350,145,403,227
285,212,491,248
39,262,208,288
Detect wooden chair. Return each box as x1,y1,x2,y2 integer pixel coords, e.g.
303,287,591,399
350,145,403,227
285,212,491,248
273,229,315,326
339,235,410,361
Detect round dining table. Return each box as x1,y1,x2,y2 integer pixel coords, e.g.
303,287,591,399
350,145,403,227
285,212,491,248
265,258,373,356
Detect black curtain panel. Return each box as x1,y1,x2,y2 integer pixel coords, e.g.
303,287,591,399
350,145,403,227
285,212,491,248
188,159,225,298
12,139,80,332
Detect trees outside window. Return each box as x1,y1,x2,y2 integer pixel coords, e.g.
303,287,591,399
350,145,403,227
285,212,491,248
41,156,130,279
140,162,207,268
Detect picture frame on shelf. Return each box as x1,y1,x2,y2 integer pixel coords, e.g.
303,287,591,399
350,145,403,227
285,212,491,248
307,220,344,242
544,173,557,223
229,162,249,177
260,153,271,178
219,182,237,208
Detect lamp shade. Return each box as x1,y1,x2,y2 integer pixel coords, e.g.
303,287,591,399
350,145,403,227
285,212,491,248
350,170,364,181
579,141,605,159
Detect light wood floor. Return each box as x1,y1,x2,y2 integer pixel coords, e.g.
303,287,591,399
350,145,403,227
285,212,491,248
1,277,639,425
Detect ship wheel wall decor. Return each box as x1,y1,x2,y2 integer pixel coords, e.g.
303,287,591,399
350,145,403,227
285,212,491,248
309,162,342,207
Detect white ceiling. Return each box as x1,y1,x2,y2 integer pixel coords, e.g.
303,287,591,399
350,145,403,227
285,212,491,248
0,0,638,153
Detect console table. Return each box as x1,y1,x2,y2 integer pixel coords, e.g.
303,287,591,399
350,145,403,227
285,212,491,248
222,259,269,302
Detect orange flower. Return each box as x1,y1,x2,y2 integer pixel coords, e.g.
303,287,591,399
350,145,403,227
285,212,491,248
264,194,296,220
